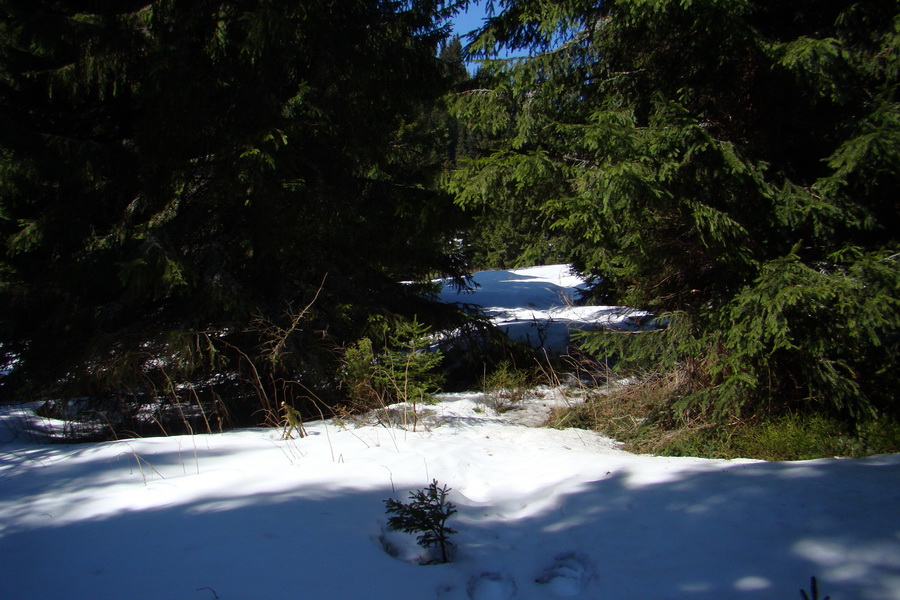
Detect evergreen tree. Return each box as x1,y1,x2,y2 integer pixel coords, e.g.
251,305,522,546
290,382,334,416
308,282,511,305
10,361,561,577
0,0,467,422
450,0,899,420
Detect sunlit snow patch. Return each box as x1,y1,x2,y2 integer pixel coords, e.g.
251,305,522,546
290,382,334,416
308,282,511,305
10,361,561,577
438,264,649,353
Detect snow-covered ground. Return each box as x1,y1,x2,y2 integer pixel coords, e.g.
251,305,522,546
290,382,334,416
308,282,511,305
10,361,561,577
438,264,646,353
1,265,899,600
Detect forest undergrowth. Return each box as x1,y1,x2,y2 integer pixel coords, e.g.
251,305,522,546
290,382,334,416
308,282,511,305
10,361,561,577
543,358,900,461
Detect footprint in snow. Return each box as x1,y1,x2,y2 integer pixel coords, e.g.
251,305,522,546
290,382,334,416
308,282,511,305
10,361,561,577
436,583,463,600
534,552,595,597
466,572,517,600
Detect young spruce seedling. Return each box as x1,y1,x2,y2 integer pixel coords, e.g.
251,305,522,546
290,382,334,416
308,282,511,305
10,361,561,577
801,576,831,600
384,479,457,564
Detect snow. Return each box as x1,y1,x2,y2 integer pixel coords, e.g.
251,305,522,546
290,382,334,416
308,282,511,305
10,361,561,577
1,264,899,600
438,264,646,353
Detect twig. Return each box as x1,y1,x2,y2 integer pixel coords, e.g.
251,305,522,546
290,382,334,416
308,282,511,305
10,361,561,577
121,442,165,486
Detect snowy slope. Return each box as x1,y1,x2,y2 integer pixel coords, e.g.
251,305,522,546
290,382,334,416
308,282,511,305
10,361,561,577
1,265,899,600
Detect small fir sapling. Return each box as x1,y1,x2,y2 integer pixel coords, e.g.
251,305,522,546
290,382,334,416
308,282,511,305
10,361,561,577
384,479,457,564
800,576,831,600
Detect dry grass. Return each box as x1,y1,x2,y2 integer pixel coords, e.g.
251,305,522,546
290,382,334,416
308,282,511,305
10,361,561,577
546,365,721,455
546,361,900,460
548,374,642,443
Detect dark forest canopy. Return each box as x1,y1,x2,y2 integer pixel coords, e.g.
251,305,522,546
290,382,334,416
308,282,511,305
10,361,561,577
451,0,899,421
0,0,897,433
0,0,470,422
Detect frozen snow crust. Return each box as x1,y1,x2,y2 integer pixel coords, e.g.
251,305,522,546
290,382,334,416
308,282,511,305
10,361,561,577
1,265,899,599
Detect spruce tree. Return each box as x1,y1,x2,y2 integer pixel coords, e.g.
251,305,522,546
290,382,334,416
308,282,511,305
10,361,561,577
0,1,467,423
450,0,899,420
